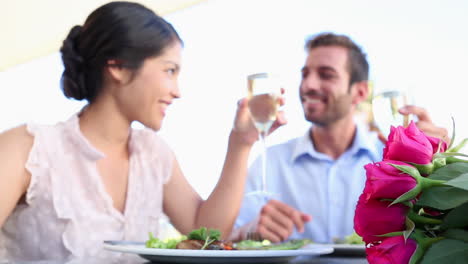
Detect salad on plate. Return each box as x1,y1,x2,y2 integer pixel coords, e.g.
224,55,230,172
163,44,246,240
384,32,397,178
145,227,312,251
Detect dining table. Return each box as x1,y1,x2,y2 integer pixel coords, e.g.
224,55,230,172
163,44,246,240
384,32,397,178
1,238,369,264
1,253,368,264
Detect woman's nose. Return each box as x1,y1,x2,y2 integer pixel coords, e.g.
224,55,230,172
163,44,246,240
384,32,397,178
172,82,181,99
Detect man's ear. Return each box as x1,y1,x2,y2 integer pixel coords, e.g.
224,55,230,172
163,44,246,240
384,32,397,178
351,80,369,105
105,59,131,84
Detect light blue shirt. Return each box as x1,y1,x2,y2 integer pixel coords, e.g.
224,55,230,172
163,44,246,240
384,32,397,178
235,122,384,243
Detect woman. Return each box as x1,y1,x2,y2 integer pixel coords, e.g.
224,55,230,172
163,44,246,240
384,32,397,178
0,1,284,260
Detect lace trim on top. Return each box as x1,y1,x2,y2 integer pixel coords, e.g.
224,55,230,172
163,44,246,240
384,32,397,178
2,114,175,260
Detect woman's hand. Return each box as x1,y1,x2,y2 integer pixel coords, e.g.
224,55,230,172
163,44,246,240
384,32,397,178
232,89,287,146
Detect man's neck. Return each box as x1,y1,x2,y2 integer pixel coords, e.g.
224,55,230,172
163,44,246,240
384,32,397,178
310,118,357,160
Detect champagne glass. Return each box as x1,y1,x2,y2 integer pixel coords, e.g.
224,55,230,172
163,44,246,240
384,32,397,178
371,90,411,138
246,72,281,197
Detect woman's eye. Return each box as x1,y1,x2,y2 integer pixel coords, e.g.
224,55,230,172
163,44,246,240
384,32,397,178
165,68,178,76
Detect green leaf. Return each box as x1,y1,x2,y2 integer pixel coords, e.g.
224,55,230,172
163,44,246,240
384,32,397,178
420,239,468,264
434,152,468,159
377,231,404,238
208,229,221,240
409,244,425,264
344,232,364,245
429,163,468,181
234,240,269,250
235,239,312,250
448,138,468,153
417,186,468,210
188,227,208,240
145,232,188,249
441,202,468,230
446,156,468,164
187,227,221,241
391,184,422,205
433,158,447,170
391,164,422,179
411,163,435,175
446,117,456,150
388,164,424,204
265,239,312,250
404,218,416,241
408,210,442,225
443,229,468,243
445,173,468,191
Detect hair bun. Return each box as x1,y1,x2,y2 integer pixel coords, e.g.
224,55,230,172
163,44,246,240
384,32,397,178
60,25,88,100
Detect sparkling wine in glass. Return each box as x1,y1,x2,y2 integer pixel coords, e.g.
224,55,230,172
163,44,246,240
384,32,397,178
246,72,281,197
371,90,411,138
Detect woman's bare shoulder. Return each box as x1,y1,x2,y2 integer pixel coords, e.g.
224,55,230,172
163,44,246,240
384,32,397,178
0,124,34,161
0,125,36,222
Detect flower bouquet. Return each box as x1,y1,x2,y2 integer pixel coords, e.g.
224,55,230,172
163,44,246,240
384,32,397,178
354,121,468,263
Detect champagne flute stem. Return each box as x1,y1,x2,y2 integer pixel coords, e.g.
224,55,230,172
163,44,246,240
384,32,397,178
260,131,267,194
403,95,410,127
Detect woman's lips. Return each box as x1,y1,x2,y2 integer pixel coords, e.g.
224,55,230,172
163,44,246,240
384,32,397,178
159,100,172,116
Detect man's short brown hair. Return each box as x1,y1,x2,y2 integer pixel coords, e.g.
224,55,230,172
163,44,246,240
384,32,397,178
305,32,369,86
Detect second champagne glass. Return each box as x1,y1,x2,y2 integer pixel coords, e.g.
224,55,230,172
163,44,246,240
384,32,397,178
246,72,281,197
371,90,411,138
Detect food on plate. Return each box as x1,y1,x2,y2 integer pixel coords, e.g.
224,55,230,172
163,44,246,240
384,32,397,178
344,232,364,245
234,239,312,250
145,233,187,249
176,227,234,250
332,232,365,245
146,227,312,250
146,227,234,250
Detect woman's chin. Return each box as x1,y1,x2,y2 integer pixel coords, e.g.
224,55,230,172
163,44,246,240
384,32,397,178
148,124,161,131
140,119,162,131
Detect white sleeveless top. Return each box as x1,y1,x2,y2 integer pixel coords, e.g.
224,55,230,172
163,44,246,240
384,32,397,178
0,114,174,261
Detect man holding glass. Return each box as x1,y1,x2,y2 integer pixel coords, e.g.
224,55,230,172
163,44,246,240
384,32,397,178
230,32,449,243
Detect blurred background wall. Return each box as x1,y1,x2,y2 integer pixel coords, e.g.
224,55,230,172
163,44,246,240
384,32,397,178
1,0,467,198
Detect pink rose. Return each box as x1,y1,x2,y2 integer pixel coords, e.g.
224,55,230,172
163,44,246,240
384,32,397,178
363,161,418,201
366,236,417,264
354,194,408,244
427,134,448,154
383,121,447,165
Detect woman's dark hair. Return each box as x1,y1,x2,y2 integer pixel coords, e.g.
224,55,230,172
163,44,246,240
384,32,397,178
305,32,369,87
60,1,182,102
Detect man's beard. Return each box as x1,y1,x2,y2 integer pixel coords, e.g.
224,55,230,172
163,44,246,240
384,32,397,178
302,92,353,126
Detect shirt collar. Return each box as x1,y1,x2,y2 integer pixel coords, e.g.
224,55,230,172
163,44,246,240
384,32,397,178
64,113,106,160
290,130,318,162
350,121,383,162
291,121,383,162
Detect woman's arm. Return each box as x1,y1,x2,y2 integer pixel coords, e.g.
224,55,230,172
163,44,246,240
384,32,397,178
163,98,285,239
163,130,253,239
0,125,33,227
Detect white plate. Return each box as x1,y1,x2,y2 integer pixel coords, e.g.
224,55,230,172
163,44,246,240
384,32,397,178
103,241,334,264
321,244,366,256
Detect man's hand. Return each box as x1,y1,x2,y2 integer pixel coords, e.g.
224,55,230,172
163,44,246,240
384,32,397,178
254,200,311,243
399,105,450,144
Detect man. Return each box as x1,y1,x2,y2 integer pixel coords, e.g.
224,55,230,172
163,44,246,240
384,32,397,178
230,32,448,243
